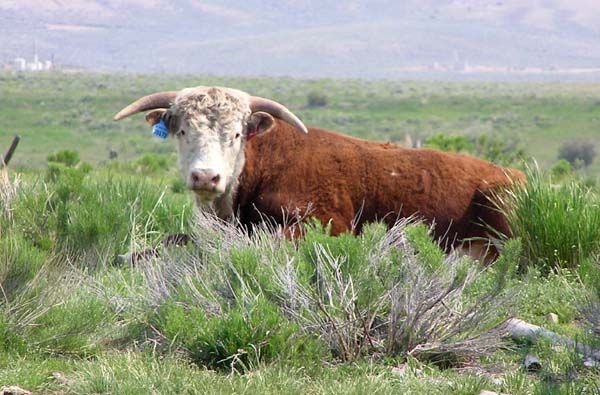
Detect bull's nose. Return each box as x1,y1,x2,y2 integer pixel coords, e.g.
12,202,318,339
190,169,221,191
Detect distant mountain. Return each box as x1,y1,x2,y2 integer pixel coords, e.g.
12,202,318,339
1,0,600,80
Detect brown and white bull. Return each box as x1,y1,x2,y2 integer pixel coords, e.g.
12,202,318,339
114,86,524,260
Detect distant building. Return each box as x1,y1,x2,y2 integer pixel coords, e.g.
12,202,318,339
11,54,53,71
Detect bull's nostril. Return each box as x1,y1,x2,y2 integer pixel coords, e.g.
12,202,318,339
190,170,221,190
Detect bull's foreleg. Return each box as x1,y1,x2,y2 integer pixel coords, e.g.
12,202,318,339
115,233,191,265
460,238,499,265
462,190,512,264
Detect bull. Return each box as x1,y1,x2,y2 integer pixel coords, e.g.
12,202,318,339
114,86,524,261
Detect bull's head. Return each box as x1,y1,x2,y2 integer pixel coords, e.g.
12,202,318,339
114,87,307,214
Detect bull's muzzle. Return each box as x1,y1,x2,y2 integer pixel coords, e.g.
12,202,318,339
189,169,222,193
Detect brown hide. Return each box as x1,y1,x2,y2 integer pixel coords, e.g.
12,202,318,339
234,120,524,248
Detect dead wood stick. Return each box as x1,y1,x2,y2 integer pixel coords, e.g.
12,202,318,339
2,135,21,167
115,233,190,265
505,318,600,361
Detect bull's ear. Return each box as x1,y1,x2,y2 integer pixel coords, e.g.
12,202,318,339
145,109,167,126
247,111,275,140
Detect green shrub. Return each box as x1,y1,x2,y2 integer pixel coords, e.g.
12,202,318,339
113,216,511,368
503,169,600,273
0,314,27,353
425,133,473,153
26,295,108,357
135,154,170,174
157,299,318,371
45,149,91,183
307,91,328,108
9,172,190,262
79,162,93,174
298,220,370,285
0,234,48,301
47,150,80,167
425,133,525,167
558,139,596,168
473,134,526,167
550,159,572,180
280,220,508,363
405,223,445,271
170,177,186,193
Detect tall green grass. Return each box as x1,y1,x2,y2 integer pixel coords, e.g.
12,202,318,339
0,162,191,306
3,169,190,261
502,169,600,273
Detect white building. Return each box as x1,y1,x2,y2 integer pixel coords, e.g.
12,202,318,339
13,54,53,71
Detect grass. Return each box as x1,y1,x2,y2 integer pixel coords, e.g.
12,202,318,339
2,164,600,393
2,73,600,393
2,72,600,175
501,167,600,273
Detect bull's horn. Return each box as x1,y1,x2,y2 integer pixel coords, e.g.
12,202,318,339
113,91,179,121
249,96,308,134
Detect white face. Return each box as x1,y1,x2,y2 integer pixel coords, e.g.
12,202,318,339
170,89,250,204
174,110,248,204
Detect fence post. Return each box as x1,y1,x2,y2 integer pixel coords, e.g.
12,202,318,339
2,135,21,167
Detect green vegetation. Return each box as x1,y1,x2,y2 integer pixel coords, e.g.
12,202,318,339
307,91,329,108
2,157,600,394
2,72,600,393
501,168,600,273
424,133,526,167
558,139,597,169
2,72,600,176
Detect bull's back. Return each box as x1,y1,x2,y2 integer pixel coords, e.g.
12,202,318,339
242,122,521,236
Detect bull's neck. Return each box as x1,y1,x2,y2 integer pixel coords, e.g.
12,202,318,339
212,120,297,219
229,130,275,216
212,191,235,219
209,143,252,220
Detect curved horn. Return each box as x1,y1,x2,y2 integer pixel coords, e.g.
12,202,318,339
113,91,179,121
249,96,308,134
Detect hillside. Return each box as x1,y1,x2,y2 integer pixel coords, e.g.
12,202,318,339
1,1,600,79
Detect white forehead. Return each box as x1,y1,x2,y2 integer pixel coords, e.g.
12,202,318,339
172,86,252,130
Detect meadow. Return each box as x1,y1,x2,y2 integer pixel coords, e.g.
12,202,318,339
1,72,600,394
2,72,600,173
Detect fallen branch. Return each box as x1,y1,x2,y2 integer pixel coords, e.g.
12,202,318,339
505,318,600,361
2,135,21,167
115,233,190,265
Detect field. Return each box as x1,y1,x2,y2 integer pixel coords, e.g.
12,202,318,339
2,72,600,394
2,72,600,173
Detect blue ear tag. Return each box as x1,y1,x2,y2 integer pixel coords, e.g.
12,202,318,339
152,119,169,139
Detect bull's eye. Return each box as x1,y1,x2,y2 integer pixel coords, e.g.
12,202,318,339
179,130,185,136
235,133,241,139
